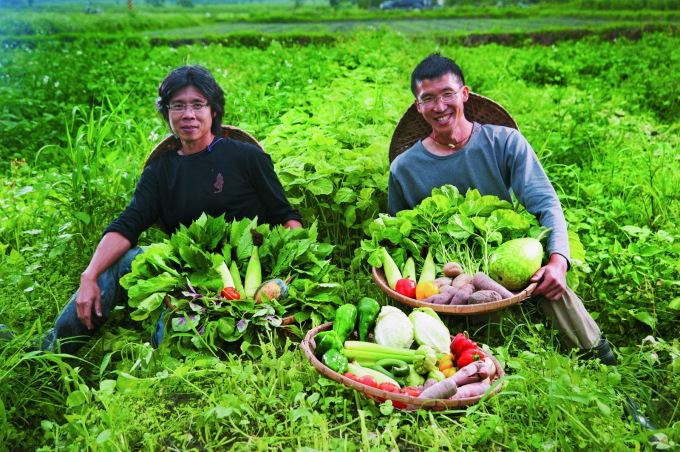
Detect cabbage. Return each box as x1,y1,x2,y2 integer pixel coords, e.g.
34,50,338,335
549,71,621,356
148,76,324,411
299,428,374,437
409,307,450,354
374,306,414,349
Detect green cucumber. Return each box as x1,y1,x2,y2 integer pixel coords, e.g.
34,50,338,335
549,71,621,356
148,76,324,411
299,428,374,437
375,359,410,377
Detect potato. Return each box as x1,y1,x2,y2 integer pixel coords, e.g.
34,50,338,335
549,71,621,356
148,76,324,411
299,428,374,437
450,283,475,305
433,277,453,288
443,262,463,278
467,290,503,305
451,273,472,288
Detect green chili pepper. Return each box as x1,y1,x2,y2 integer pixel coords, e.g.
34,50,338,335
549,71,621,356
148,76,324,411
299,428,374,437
322,349,348,374
357,297,380,342
314,331,343,359
332,304,358,343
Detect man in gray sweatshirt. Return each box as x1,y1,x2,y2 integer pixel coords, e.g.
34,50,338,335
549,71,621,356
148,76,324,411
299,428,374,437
388,53,658,435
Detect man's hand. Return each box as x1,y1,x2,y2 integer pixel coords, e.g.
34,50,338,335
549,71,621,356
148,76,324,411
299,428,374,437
530,254,569,301
283,219,303,230
76,272,102,330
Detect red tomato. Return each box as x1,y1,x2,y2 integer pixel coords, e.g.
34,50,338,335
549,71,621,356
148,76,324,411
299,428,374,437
378,382,405,408
343,372,360,383
221,287,241,300
395,278,417,298
400,387,421,398
358,375,378,388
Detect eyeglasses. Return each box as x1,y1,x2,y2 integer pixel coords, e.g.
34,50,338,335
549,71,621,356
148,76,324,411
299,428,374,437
167,102,210,113
416,86,465,107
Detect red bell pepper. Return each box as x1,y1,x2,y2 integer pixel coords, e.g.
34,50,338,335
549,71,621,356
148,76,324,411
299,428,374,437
378,382,405,408
457,348,484,368
395,278,417,299
343,372,360,383
450,331,477,357
221,287,241,300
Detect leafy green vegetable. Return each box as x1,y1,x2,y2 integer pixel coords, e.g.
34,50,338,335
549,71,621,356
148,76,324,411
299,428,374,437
359,186,548,276
120,213,342,358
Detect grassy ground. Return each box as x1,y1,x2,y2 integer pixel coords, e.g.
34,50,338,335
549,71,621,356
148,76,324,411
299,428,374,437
0,11,679,452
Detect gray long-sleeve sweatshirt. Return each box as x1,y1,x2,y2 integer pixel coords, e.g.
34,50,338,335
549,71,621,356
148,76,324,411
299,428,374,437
387,122,570,263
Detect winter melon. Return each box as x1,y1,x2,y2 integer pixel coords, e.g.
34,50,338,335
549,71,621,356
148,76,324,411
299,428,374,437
254,279,290,303
488,237,544,290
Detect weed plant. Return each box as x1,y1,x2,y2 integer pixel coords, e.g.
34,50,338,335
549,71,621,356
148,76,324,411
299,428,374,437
0,29,679,450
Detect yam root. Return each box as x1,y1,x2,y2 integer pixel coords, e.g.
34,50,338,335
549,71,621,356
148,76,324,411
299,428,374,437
448,381,491,400
471,272,514,299
433,277,453,288
451,273,472,288
468,290,503,305
443,262,463,278
450,283,475,305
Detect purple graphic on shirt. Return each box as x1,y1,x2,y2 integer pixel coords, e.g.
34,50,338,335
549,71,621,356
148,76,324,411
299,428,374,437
214,173,224,193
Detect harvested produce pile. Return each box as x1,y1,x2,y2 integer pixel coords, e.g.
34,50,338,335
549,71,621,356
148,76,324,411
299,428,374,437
312,302,499,407
362,186,576,305
120,213,342,357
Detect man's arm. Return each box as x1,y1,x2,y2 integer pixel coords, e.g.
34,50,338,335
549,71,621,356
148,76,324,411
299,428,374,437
503,131,571,299
77,232,132,329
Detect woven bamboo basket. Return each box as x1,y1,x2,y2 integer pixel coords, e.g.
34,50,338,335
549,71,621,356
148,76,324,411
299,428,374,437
388,93,519,164
144,124,264,169
372,267,536,315
301,322,506,411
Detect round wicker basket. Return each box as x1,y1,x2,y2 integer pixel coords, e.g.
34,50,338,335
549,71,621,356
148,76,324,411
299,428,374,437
301,322,506,411
372,267,536,315
388,93,519,164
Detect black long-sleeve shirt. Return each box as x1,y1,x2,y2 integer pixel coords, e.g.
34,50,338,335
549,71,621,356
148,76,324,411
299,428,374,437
104,138,302,247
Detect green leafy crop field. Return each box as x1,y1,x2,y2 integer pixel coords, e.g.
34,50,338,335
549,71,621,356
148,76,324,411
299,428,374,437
0,8,679,451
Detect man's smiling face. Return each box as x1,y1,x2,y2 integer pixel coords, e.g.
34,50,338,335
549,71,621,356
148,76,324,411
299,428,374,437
414,72,469,134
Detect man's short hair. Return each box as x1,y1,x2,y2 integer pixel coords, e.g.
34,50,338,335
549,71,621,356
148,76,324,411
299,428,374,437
156,65,225,136
411,54,466,97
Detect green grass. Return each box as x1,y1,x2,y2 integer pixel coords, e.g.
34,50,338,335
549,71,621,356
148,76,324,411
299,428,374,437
0,19,679,452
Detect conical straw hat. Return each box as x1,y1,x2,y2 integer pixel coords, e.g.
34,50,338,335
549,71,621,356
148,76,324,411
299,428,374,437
144,124,265,168
388,93,519,164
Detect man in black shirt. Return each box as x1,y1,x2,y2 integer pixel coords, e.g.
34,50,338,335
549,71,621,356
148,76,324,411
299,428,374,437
31,66,301,354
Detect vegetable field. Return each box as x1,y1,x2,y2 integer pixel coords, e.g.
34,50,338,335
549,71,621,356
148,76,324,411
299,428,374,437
1,3,680,450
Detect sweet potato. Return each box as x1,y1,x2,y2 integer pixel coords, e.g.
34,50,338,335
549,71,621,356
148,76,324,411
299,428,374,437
448,381,491,400
419,378,458,400
433,277,453,288
439,285,459,295
451,273,472,288
443,262,462,278
471,272,514,299
423,379,438,390
467,290,502,305
450,283,475,305
451,361,489,386
422,290,456,305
